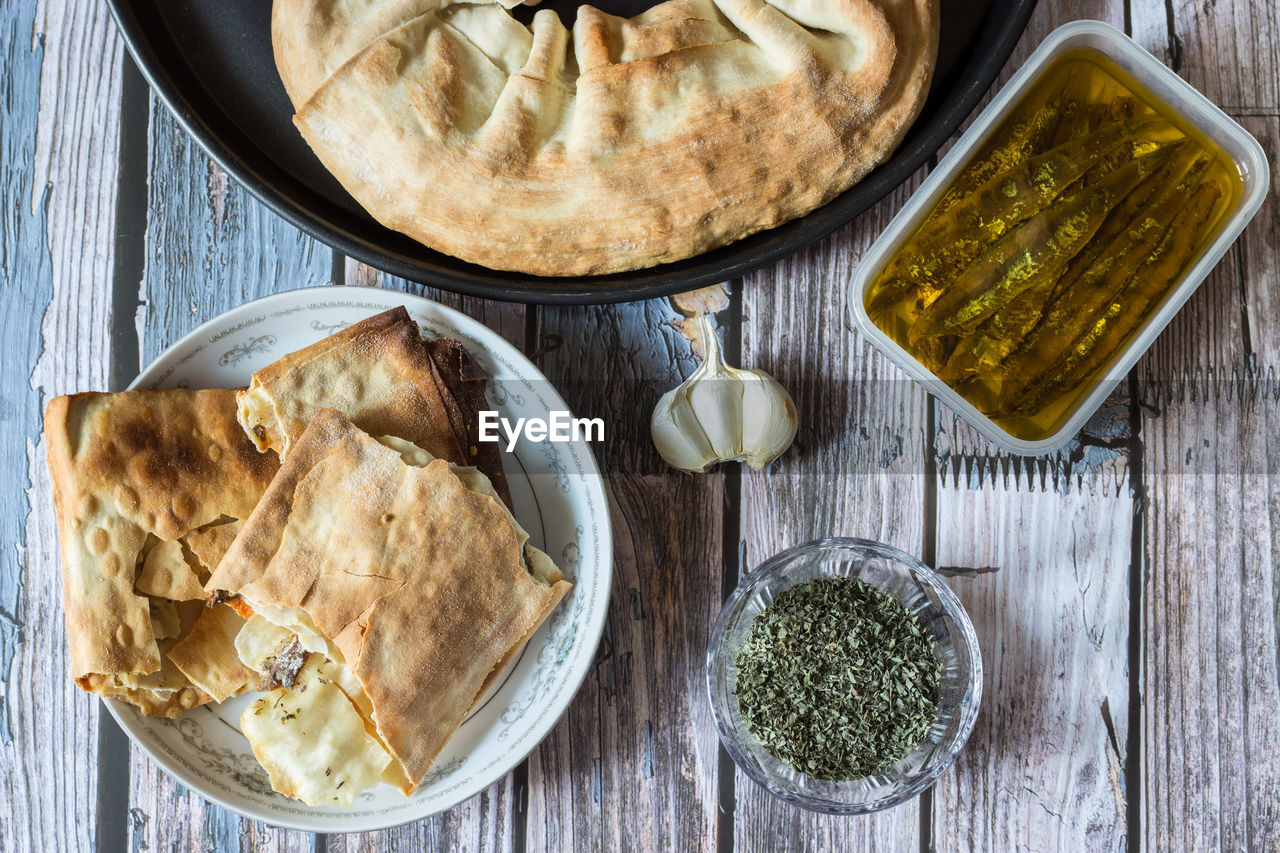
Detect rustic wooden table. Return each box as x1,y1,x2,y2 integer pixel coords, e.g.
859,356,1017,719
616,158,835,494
3,0,1277,850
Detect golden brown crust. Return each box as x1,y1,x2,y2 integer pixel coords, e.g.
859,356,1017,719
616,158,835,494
273,0,439,106
166,604,256,703
184,519,244,574
78,674,211,718
135,539,207,601
207,409,569,786
44,389,278,714
275,0,939,275
237,306,509,503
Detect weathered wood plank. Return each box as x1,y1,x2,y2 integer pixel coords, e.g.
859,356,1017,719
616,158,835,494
1234,116,1280,363
525,301,721,852
1136,111,1280,850
128,98,333,852
928,7,1138,850
325,778,517,853
931,467,1132,852
1139,387,1280,852
137,103,333,355
1130,0,1280,845
1131,0,1280,114
733,178,929,850
2,3,121,851
528,474,724,852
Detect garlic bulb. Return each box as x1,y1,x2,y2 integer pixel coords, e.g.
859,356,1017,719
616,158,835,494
651,316,798,473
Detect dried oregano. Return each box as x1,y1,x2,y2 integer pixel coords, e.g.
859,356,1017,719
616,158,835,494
733,576,941,781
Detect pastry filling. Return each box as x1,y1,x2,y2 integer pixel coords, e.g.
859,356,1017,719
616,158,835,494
257,636,308,691
237,382,284,455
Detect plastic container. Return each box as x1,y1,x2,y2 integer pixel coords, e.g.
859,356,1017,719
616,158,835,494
848,20,1270,455
706,538,982,814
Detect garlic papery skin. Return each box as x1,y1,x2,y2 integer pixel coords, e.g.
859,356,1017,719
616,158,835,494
739,369,799,469
650,315,798,473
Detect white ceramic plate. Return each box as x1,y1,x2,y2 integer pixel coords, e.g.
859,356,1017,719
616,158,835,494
112,286,612,832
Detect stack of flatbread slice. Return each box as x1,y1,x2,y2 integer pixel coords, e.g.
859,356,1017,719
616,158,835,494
210,411,568,803
237,307,506,491
45,389,279,715
272,0,940,275
47,307,569,805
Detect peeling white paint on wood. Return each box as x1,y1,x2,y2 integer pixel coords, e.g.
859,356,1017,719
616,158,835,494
2,3,121,852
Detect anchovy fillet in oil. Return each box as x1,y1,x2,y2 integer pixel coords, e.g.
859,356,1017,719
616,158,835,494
863,55,1238,439
998,181,1222,417
868,116,1162,322
983,150,1208,392
909,144,1177,344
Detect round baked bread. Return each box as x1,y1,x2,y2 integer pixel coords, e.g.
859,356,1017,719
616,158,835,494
273,0,939,276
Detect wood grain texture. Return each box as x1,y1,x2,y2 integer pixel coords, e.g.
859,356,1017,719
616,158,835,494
740,176,929,556
932,469,1131,852
2,2,121,851
733,179,929,851
1140,388,1280,852
138,99,333,354
127,99,333,853
1233,116,1280,368
124,779,320,853
325,779,516,853
1131,0,1279,113
1134,109,1280,851
525,302,721,852
1129,0,1280,847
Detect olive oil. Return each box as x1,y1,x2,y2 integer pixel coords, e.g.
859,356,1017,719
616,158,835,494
865,50,1243,441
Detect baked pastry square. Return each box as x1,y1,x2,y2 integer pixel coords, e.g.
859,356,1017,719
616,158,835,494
207,408,569,802
236,306,509,502
45,389,277,716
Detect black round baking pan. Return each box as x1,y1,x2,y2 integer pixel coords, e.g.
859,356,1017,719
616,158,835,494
107,0,1039,304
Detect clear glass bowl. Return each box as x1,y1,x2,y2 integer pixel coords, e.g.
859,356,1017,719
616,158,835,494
706,537,982,814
